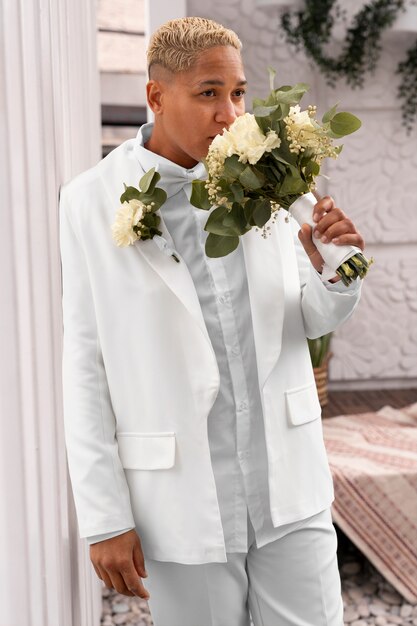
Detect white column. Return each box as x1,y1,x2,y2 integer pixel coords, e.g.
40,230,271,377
0,0,102,625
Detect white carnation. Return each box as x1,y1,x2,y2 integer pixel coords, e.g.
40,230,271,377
209,112,281,166
111,199,147,247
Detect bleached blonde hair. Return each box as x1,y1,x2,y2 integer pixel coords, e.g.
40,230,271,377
147,17,242,76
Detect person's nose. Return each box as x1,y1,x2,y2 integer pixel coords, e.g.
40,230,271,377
214,98,238,128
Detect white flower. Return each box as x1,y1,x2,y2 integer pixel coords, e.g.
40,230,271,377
284,104,338,162
111,199,147,247
209,112,281,167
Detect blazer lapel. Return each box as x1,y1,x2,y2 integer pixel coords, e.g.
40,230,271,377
133,211,214,350
101,139,287,392
241,213,286,392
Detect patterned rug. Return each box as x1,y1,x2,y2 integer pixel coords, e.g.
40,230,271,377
322,402,417,604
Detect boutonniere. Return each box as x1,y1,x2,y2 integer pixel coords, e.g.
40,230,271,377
111,167,180,262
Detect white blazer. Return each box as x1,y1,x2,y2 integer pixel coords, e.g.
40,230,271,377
59,137,362,564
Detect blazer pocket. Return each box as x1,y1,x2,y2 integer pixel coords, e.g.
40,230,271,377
116,431,176,469
285,382,322,426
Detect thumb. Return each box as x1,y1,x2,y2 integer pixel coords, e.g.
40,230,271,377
298,223,324,273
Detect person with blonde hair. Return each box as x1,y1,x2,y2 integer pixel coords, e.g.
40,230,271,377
59,15,365,626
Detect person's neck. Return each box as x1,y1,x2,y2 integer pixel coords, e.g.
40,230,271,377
144,126,198,170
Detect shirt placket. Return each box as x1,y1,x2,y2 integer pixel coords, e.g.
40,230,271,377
192,205,261,548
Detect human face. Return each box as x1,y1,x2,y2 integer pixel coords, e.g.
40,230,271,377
146,46,247,168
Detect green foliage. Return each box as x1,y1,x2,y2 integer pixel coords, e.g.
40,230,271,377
189,70,365,279
118,167,167,241
190,180,211,210
329,112,362,136
396,38,417,132
280,0,417,133
205,232,240,257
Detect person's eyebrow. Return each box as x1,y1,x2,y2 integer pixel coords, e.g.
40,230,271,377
195,79,248,87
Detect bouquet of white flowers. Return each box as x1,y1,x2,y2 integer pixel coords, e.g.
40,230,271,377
190,68,373,286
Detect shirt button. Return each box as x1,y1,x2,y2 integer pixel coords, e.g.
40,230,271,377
230,346,240,357
237,400,248,412
217,293,230,305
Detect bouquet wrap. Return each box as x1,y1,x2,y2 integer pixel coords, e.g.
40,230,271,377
289,192,363,281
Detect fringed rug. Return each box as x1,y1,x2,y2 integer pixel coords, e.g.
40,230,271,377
322,402,417,604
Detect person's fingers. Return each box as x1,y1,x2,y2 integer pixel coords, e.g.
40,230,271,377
312,207,346,237
313,215,352,243
106,569,135,597
132,540,148,579
313,195,335,222
298,224,324,273
327,232,365,250
119,561,150,599
96,564,114,590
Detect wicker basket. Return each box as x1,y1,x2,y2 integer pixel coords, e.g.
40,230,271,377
313,351,333,407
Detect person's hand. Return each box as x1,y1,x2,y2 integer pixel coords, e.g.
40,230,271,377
297,195,365,282
89,529,150,599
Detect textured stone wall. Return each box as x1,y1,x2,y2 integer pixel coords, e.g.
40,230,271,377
187,0,417,389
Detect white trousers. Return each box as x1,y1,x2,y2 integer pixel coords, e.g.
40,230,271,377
144,506,344,626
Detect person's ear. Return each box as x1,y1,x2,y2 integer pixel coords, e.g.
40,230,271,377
146,80,164,115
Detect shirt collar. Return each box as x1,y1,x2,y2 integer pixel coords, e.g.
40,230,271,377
133,122,208,200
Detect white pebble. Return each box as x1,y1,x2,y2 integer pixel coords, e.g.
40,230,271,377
380,590,402,605
357,604,370,617
112,601,129,613
344,609,359,623
375,616,387,626
401,605,413,618
370,603,388,616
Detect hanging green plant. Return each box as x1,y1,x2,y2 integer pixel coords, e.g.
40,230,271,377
396,38,417,131
281,0,417,132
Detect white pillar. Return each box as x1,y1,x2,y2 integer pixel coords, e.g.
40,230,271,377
0,0,102,625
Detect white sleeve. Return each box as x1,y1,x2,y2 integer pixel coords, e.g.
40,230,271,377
290,215,363,339
86,527,135,545
59,184,135,538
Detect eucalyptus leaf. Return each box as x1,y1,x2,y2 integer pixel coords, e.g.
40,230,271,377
140,187,167,210
190,180,211,210
243,198,257,225
330,112,361,136
205,232,240,258
203,206,232,235
279,174,309,195
268,66,276,91
274,83,310,104
230,182,245,203
222,202,249,235
253,199,272,228
139,168,160,193
239,166,265,190
322,103,339,124
253,104,280,117
120,186,141,203
223,154,246,180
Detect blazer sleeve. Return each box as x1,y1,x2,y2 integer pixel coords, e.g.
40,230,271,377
59,184,136,538
289,215,363,339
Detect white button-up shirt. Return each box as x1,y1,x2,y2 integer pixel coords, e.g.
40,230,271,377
87,123,359,550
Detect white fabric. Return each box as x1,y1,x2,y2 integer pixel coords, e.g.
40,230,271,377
59,123,362,562
144,506,344,626
87,124,359,547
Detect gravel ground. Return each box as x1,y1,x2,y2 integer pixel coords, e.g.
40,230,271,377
100,527,416,626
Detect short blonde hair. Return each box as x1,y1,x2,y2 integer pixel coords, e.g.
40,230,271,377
147,17,242,75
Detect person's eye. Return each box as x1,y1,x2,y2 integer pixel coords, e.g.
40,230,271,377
201,90,216,97
233,89,246,97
